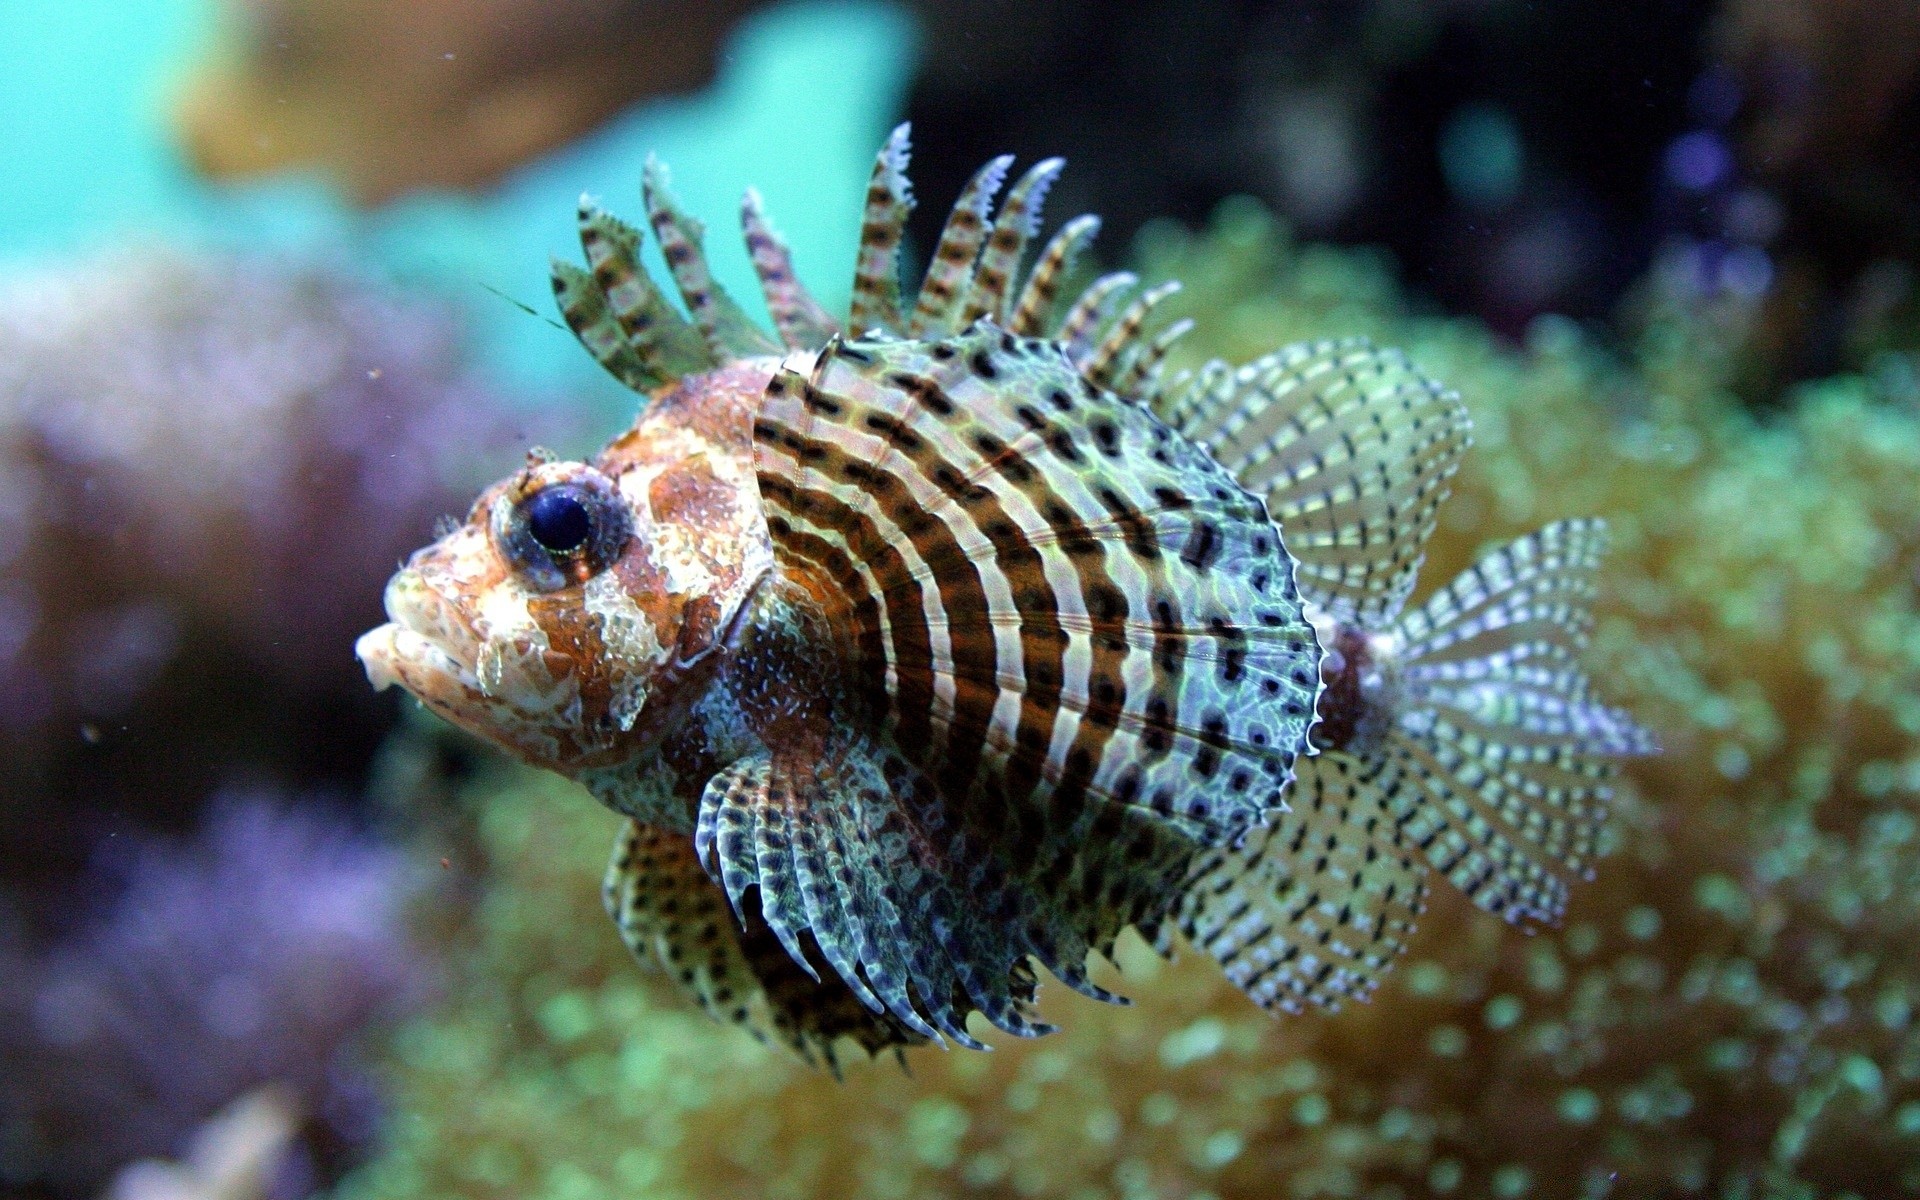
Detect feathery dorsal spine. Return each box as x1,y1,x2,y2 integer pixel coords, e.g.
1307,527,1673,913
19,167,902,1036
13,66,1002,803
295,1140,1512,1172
1057,270,1138,359
910,154,1013,336
848,123,915,335
961,157,1065,326
1083,280,1182,390
549,258,666,392
741,187,840,350
576,200,713,381
1117,317,1195,405
1011,213,1101,336
641,157,781,361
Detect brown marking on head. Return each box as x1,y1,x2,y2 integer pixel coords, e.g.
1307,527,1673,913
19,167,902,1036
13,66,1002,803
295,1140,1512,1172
358,360,782,778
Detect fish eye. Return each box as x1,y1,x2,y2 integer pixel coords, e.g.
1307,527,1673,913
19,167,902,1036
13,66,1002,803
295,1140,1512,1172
525,487,593,554
492,465,630,590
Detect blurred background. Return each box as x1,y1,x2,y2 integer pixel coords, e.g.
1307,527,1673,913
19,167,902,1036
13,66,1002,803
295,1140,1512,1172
1,2,1917,1198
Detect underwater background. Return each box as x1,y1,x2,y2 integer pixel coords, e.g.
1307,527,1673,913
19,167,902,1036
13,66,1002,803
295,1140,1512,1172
2,2,1918,1198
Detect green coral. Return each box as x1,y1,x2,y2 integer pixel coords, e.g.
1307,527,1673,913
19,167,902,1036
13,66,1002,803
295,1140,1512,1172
336,200,1920,1200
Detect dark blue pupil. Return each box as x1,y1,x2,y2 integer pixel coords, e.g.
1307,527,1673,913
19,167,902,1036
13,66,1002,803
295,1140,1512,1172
525,488,592,554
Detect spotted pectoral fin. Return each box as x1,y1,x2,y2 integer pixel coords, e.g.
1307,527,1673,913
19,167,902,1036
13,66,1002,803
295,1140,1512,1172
694,744,1064,1049
1164,339,1473,626
1180,751,1427,1013
1385,519,1658,926
602,820,926,1068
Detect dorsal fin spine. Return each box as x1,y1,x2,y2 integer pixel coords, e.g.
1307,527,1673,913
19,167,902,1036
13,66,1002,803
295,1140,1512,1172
741,187,840,350
576,199,712,381
1083,280,1182,389
961,157,1066,326
1010,213,1100,336
910,154,1012,336
549,256,666,392
848,123,915,335
1119,316,1195,404
642,156,781,361
1057,271,1138,360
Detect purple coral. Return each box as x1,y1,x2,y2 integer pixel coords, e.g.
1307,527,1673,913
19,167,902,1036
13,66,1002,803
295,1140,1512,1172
0,248,554,725
0,247,570,898
0,793,434,1195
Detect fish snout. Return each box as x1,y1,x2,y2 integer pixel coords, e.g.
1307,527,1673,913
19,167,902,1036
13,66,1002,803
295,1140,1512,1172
355,568,483,698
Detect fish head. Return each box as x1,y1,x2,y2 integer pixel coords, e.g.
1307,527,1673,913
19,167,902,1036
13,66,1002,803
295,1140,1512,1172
356,362,776,775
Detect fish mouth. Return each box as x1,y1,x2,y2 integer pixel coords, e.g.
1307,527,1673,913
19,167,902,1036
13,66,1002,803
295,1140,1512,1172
355,568,482,704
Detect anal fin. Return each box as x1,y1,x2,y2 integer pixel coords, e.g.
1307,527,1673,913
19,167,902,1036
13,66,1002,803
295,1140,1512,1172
1180,752,1427,1013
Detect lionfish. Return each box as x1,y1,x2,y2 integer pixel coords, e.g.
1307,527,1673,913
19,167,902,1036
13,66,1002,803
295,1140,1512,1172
356,125,1654,1066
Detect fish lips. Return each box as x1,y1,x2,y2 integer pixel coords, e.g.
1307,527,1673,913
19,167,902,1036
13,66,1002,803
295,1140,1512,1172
356,567,484,711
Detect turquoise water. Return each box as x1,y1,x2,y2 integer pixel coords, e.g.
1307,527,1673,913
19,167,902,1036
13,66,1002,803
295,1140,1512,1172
0,0,918,410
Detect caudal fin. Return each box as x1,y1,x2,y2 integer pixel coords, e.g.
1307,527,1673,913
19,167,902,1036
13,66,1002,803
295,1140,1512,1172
1379,518,1657,926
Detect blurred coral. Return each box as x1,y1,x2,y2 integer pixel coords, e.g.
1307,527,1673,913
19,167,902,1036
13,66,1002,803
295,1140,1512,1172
1694,0,1920,392
0,795,432,1196
104,1087,303,1200
0,248,555,893
174,0,770,205
333,203,1920,1199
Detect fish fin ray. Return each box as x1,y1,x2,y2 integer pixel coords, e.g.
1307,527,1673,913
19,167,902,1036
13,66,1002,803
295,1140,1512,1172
698,744,1044,1044
576,200,714,379
961,157,1065,326
848,123,915,335
641,157,781,361
602,820,926,1063
1010,214,1100,336
1056,272,1137,361
1081,281,1182,392
1180,752,1428,1013
741,188,840,349
1168,339,1473,625
909,154,1012,336
550,258,667,393
1381,519,1656,926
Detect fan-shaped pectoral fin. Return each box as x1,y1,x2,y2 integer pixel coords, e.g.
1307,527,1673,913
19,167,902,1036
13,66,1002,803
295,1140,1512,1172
603,817,929,1065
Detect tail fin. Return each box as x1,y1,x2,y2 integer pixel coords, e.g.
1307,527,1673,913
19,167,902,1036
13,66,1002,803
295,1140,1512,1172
1380,518,1656,925
1189,519,1655,1016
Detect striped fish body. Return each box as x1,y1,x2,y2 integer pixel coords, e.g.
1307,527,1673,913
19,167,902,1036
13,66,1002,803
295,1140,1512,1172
358,125,1655,1065
359,327,1320,1054
728,326,1320,1044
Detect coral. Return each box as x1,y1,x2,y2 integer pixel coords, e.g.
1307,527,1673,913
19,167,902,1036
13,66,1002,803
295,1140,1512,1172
0,247,557,895
334,201,1920,1200
0,795,432,1196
